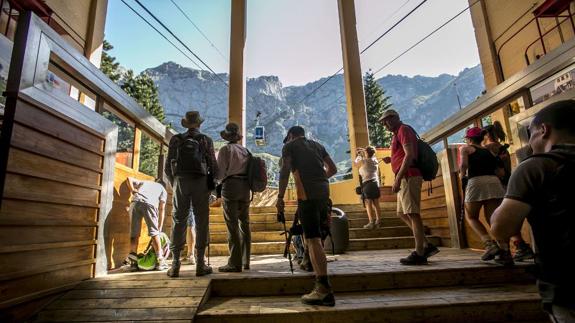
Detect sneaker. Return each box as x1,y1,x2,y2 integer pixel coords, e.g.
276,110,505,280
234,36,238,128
400,251,428,265
494,249,515,266
301,283,335,306
156,257,169,271
196,263,213,277
183,254,195,265
363,221,376,229
481,240,500,261
374,219,382,228
122,252,138,266
424,243,440,258
218,264,242,273
513,241,534,262
167,262,180,278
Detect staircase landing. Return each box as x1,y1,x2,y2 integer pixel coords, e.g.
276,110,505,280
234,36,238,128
32,249,547,322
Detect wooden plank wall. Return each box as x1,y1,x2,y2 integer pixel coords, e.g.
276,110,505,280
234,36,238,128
420,168,451,247
105,165,173,269
0,99,104,308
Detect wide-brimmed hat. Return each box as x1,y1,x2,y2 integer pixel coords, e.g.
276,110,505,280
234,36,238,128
181,111,204,128
465,127,484,138
220,123,243,142
378,109,399,122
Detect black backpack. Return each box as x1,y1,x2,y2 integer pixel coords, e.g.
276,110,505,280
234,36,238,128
174,133,208,176
405,125,439,181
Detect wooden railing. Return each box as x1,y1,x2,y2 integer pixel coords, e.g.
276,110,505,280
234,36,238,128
0,11,173,318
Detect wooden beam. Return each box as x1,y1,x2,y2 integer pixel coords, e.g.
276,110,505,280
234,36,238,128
228,0,246,145
338,0,369,181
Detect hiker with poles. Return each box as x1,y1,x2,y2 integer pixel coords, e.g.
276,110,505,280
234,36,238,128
277,126,338,306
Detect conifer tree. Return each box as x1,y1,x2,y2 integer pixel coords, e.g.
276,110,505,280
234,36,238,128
364,70,393,147
100,41,166,177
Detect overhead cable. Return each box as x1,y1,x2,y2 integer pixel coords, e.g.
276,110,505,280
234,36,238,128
169,0,229,62
373,0,481,76
295,0,428,106
119,0,203,71
132,0,228,86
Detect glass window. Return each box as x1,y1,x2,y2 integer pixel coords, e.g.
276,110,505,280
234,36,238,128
101,104,135,168
447,124,473,146
139,131,161,177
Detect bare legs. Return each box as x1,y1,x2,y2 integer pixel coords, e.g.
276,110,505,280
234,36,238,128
365,199,381,224
306,237,327,276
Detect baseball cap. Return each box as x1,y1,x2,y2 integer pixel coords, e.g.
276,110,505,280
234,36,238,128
465,127,484,138
378,109,399,122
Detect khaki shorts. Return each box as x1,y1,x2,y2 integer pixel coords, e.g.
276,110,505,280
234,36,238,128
397,176,423,215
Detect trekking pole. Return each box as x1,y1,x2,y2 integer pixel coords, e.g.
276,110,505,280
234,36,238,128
277,211,294,274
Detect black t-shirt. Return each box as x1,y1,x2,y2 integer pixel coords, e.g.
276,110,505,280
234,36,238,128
505,144,575,305
282,137,330,200
468,146,497,178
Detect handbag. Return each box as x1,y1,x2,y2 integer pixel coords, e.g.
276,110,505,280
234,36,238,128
355,175,363,195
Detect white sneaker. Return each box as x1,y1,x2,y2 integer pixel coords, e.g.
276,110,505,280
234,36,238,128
156,257,169,271
363,222,375,229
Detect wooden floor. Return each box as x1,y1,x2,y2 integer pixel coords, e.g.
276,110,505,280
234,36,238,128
31,249,548,322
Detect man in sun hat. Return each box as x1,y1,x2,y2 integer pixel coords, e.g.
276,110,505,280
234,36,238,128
379,109,439,265
215,123,252,272
165,111,218,277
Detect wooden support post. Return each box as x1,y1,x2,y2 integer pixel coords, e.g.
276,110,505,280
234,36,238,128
338,0,369,180
84,0,108,67
133,127,142,172
441,148,466,248
228,0,247,146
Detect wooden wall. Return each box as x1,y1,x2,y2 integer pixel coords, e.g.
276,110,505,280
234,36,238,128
0,99,103,309
420,167,451,247
105,164,173,269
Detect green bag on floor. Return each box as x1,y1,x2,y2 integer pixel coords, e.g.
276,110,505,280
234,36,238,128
137,232,171,271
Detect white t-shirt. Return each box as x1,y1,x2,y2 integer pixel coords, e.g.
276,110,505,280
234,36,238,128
132,181,167,208
355,155,379,183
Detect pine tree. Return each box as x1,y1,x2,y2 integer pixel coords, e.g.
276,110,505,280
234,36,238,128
101,41,122,83
364,70,393,147
99,41,166,177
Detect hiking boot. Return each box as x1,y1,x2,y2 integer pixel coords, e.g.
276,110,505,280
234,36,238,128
156,257,169,271
301,283,335,307
196,262,213,277
218,264,242,273
167,261,180,278
400,251,428,265
424,243,440,258
494,249,515,266
243,264,250,270
363,221,376,229
481,240,500,261
513,241,534,262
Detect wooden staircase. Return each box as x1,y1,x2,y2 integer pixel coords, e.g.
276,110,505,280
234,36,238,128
193,249,546,323
208,198,441,256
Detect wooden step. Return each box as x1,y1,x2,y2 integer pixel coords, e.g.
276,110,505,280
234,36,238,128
348,226,412,239
344,210,400,220
207,261,535,297
348,217,405,228
348,236,442,251
196,283,544,323
210,221,292,232
210,230,285,243
209,241,285,256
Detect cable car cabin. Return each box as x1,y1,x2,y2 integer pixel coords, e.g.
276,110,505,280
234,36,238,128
255,125,266,146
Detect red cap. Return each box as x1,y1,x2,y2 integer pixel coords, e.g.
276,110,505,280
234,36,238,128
465,127,483,138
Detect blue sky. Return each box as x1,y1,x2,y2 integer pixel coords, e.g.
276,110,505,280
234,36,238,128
105,0,480,86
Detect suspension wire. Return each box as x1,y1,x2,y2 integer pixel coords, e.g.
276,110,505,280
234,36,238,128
295,0,428,106
361,0,412,48
120,0,203,71
132,0,229,86
169,0,229,62
373,0,480,76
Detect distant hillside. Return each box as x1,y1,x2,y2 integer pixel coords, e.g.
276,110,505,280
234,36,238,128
145,62,485,181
